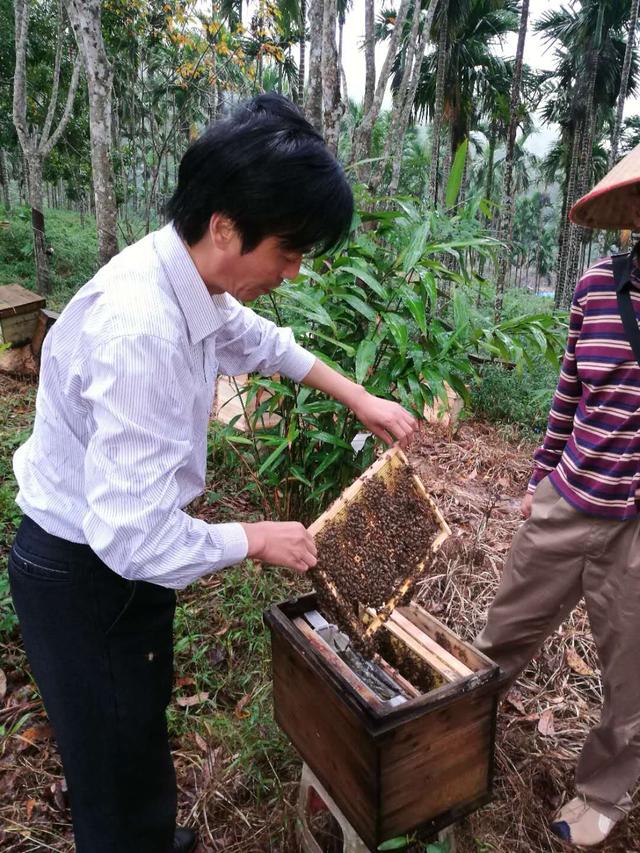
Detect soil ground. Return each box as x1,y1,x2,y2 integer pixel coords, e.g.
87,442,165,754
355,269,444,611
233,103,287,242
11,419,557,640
1,375,638,852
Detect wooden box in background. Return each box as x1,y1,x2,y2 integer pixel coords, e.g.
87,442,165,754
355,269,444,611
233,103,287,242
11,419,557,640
265,594,500,850
0,284,46,346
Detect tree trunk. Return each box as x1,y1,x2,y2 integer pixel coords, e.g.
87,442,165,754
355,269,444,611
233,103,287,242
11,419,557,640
427,7,448,205
350,0,412,174
494,0,529,320
0,149,10,210
298,0,306,105
609,0,640,168
555,124,579,306
321,0,344,154
362,0,375,114
372,0,438,195
25,155,52,294
306,0,324,133
64,0,119,265
13,0,81,293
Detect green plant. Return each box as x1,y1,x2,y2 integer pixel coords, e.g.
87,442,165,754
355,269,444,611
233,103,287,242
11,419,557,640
212,196,566,523
471,359,558,436
378,834,451,851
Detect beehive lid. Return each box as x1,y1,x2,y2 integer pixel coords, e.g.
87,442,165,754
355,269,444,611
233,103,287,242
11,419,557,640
308,446,451,640
0,284,46,319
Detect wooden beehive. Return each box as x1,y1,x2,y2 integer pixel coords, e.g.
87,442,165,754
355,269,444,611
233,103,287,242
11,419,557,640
266,447,500,848
266,596,500,849
0,284,46,346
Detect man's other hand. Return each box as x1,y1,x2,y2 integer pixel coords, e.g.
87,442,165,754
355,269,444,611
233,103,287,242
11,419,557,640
240,521,317,573
521,492,534,519
353,391,418,447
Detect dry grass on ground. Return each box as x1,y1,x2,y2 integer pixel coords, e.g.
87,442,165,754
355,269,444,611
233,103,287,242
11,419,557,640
412,422,640,853
1,378,638,851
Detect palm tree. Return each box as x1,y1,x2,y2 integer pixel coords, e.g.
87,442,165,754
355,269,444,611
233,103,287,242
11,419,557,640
412,0,520,205
609,0,640,167
494,0,529,320
536,0,639,307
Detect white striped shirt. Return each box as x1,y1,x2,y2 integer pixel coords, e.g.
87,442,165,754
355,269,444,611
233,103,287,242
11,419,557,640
14,224,315,588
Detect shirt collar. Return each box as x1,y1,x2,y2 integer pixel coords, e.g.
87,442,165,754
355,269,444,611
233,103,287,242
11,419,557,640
612,250,640,292
153,223,236,345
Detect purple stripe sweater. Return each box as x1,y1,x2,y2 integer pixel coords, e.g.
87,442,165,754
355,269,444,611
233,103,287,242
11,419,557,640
529,257,640,519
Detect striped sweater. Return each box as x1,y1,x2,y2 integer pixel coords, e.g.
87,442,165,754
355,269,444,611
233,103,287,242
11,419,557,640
529,257,640,520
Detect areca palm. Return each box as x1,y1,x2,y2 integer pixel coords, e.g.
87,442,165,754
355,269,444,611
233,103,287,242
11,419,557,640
413,0,520,203
535,0,639,306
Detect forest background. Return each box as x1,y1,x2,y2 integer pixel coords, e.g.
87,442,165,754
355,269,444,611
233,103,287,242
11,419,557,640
1,0,640,850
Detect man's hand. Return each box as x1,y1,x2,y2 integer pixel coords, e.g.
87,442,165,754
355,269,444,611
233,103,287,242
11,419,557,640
301,360,417,446
521,492,534,519
240,521,317,573
352,391,418,447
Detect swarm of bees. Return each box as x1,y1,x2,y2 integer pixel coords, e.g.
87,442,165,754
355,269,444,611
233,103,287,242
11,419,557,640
312,465,439,633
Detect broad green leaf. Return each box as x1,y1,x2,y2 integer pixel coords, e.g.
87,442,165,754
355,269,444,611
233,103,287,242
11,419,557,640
341,293,378,322
339,264,387,298
377,837,410,851
311,330,356,356
257,437,292,476
383,313,409,356
309,430,352,449
400,288,427,335
313,447,343,478
446,139,469,209
400,220,430,272
452,289,471,337
355,339,378,383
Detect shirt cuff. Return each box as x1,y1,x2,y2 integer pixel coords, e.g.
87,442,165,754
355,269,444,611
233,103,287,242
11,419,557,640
528,467,549,492
278,343,316,383
211,522,249,566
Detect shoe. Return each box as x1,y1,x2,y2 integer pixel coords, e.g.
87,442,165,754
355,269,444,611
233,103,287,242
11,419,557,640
174,827,197,853
550,797,617,847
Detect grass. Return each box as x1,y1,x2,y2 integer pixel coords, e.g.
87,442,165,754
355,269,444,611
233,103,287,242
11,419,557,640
0,206,101,310
470,359,558,438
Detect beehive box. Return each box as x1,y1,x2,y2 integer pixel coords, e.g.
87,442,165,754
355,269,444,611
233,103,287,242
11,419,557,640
266,597,499,849
265,448,501,849
0,284,46,346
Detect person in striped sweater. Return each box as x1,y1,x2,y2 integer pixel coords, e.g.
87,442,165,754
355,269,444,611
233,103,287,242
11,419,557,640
476,145,640,847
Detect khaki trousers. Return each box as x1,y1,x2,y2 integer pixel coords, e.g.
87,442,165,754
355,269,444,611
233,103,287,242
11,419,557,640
476,477,640,820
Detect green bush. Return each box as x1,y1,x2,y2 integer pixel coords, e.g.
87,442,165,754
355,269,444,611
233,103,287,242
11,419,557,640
471,359,559,436
212,196,567,523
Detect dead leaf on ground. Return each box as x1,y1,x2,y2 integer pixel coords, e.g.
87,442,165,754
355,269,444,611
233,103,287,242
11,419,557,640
207,645,227,667
234,694,251,719
0,668,7,701
25,798,36,820
17,723,53,749
537,708,556,737
194,732,208,753
176,692,210,708
50,778,68,811
565,648,595,677
505,688,526,715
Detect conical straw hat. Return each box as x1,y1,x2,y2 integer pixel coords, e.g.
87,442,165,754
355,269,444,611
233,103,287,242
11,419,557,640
570,143,640,229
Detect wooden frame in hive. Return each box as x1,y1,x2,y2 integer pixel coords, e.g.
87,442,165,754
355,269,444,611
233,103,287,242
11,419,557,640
308,445,452,639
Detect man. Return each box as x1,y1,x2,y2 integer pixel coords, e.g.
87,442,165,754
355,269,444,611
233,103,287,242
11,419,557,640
476,144,640,847
9,94,417,853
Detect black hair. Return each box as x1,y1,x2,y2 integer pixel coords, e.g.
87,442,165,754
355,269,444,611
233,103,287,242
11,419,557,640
166,93,354,256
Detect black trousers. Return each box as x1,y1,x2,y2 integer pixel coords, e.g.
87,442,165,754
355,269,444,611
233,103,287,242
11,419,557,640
9,515,177,853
